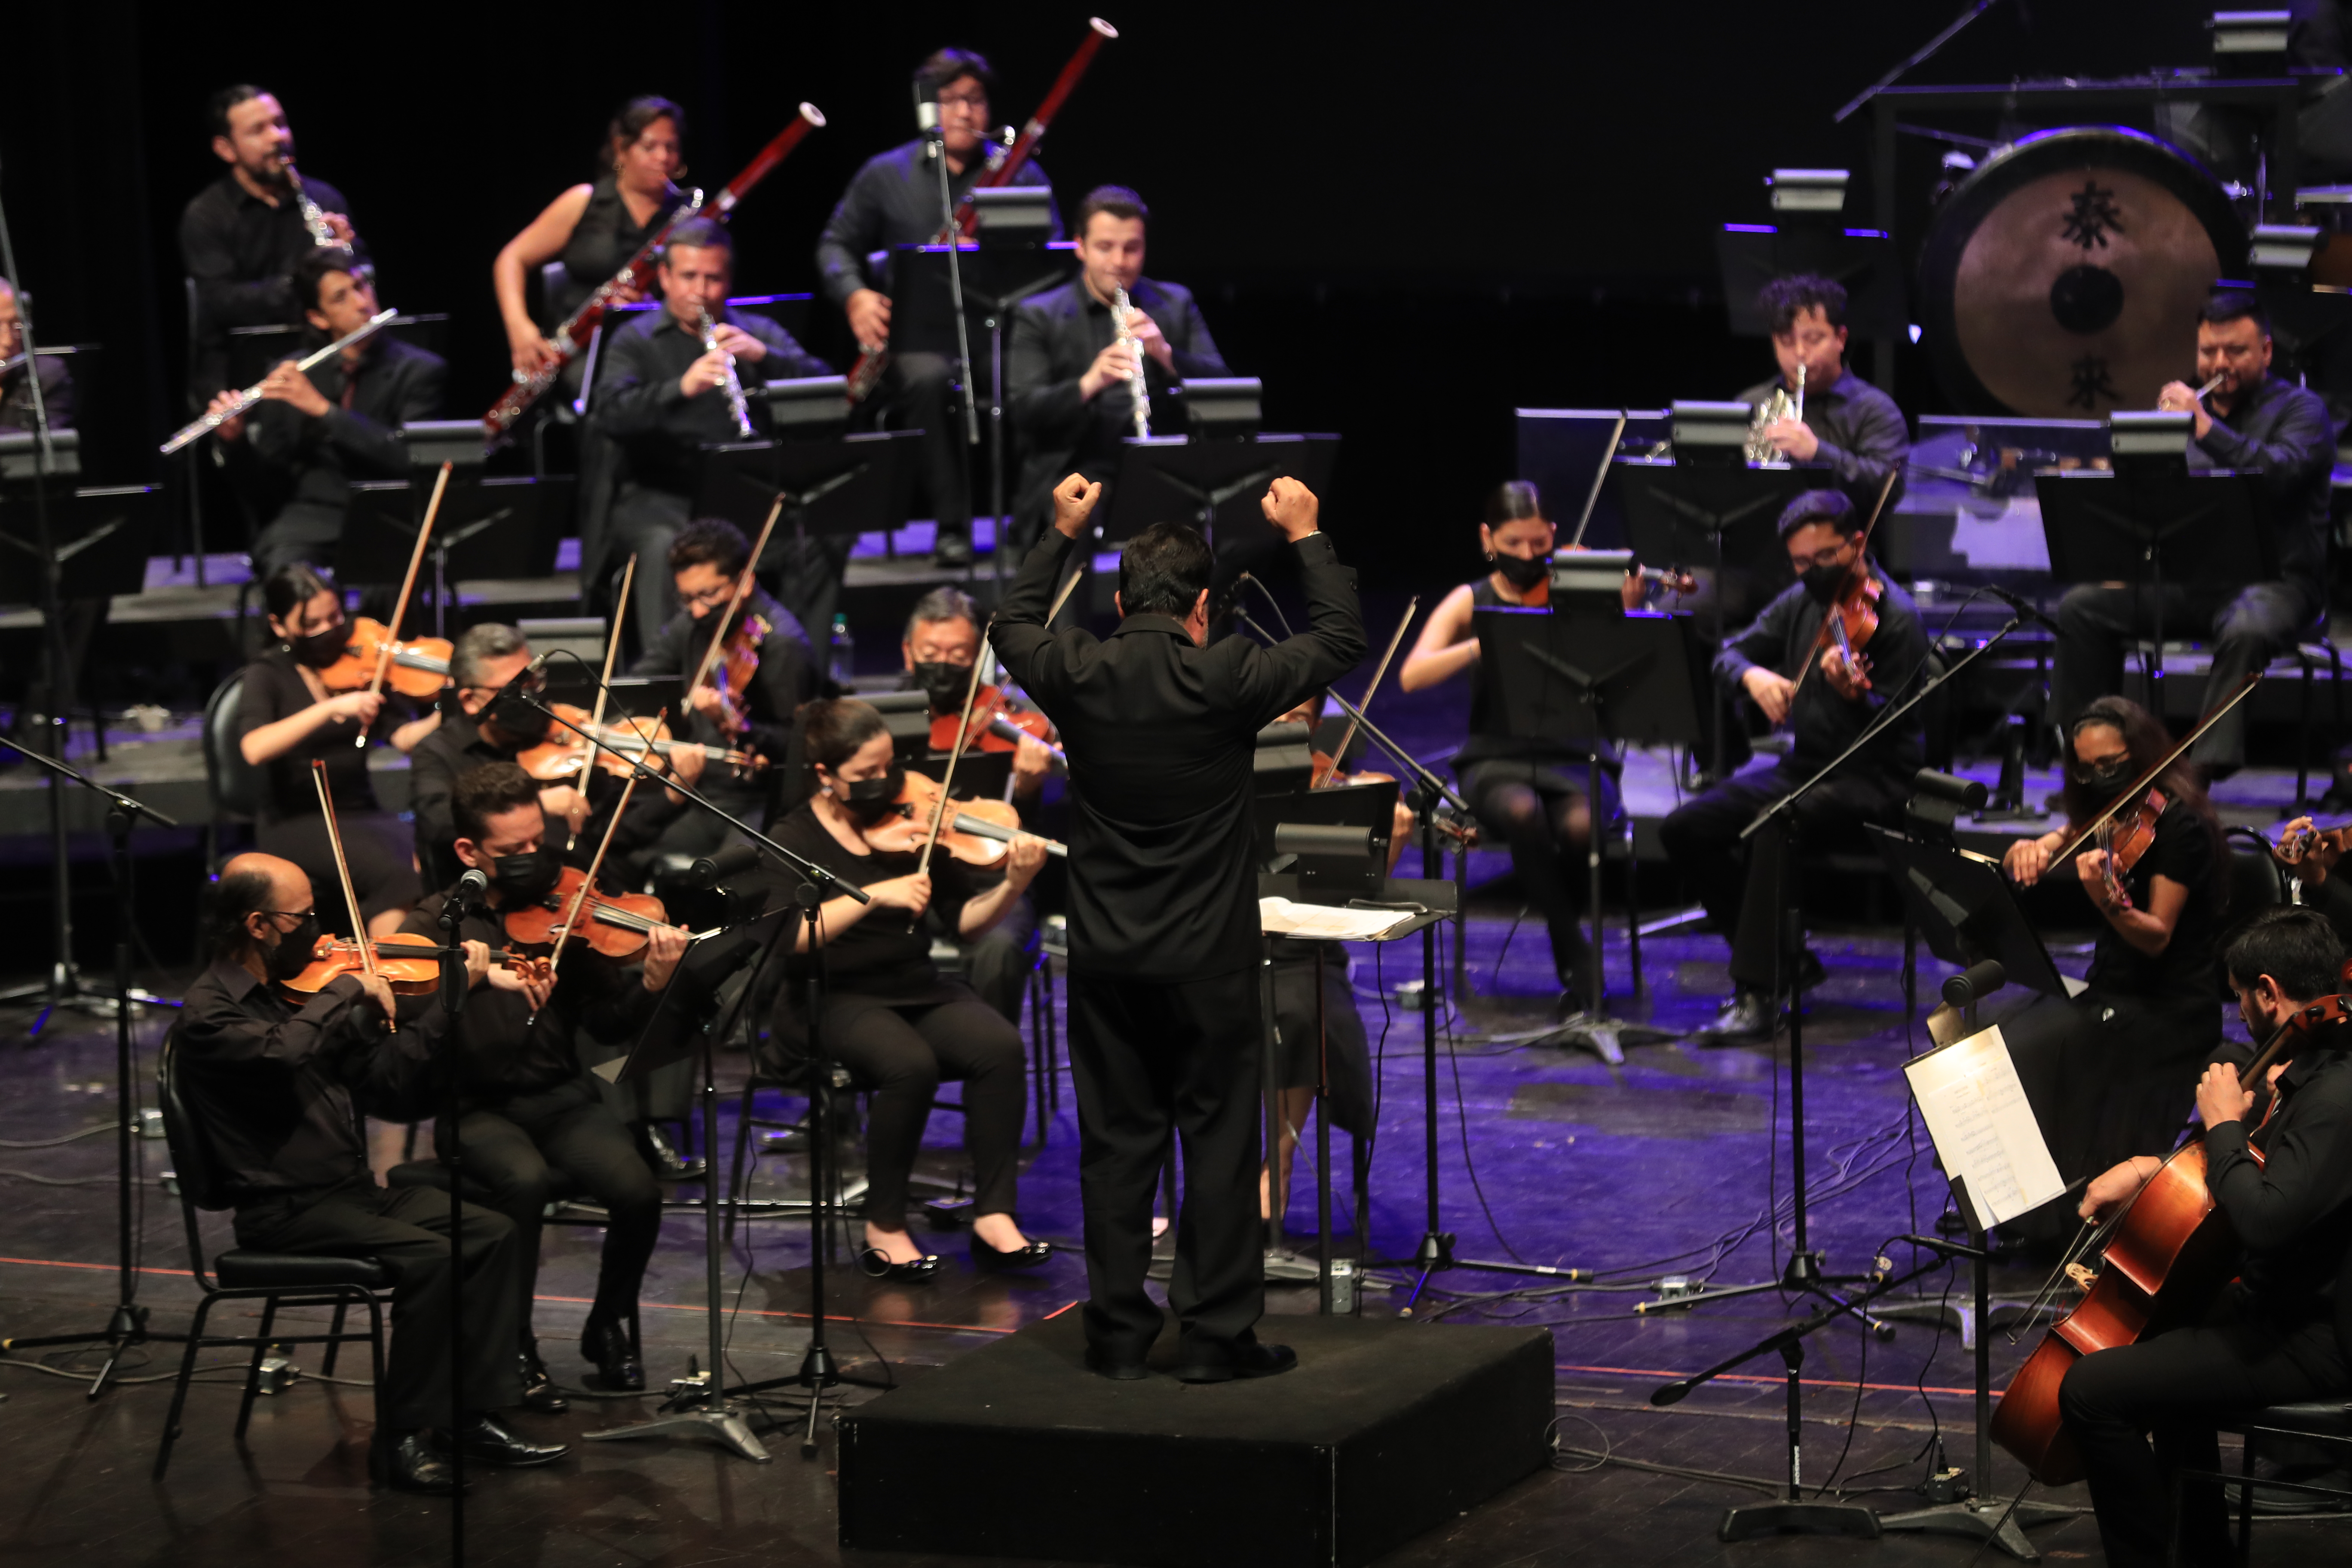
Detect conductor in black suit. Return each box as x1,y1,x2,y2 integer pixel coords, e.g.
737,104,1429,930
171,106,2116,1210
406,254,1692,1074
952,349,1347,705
991,472,1366,1381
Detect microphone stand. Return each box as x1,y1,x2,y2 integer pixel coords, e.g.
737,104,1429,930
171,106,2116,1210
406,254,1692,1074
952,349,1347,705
920,94,981,450
433,876,480,1562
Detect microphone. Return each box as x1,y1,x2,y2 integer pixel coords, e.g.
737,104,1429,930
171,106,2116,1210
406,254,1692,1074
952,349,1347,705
1980,584,2059,634
1210,572,1256,627
453,867,489,903
526,651,551,674
692,843,764,890
914,79,942,146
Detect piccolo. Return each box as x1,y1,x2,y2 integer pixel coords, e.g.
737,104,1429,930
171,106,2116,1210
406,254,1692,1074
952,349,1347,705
160,308,397,455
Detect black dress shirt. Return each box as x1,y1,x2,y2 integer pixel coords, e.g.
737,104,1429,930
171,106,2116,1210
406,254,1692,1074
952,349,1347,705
407,709,654,876
235,650,380,823
1712,568,1929,781
769,803,990,997
990,529,1366,980
813,140,1062,308
243,336,446,514
1735,368,1910,508
629,584,815,765
180,171,360,401
176,961,436,1201
0,355,72,435
1007,276,1230,521
587,305,831,496
2206,1033,2352,1352
2082,800,2222,1011
2188,372,2337,601
396,887,660,1101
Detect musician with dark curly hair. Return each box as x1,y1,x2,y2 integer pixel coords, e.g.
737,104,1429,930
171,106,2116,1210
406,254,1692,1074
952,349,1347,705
1738,273,1909,513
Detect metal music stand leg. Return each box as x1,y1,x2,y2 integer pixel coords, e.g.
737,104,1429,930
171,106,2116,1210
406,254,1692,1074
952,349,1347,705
1542,743,1677,1064
1398,809,1455,1312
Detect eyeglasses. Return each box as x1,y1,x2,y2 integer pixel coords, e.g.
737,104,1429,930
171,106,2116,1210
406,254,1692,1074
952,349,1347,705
680,581,737,610
1788,544,1849,571
937,89,988,110
260,908,315,926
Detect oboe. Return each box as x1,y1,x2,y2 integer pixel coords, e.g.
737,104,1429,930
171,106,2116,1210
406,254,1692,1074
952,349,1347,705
160,307,396,454
698,306,755,439
282,161,339,248
1112,285,1150,439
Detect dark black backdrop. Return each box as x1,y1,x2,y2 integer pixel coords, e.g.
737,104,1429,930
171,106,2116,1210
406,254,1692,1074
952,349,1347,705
4,0,2214,590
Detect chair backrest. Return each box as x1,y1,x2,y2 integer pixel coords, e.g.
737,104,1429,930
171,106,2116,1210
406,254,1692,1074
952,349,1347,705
2221,825,2287,941
157,1029,233,1214
203,671,263,822
540,259,572,306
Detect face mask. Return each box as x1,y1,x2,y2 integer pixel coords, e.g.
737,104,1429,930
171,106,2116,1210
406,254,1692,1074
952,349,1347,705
1801,558,1850,604
2070,756,2134,794
837,767,904,825
1494,553,1550,591
266,912,322,981
912,661,974,711
286,625,347,669
490,850,560,900
487,686,552,744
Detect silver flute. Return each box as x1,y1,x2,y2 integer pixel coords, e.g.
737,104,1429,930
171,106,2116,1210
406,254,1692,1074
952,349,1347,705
699,306,755,439
1112,285,1150,438
282,160,339,248
161,307,396,454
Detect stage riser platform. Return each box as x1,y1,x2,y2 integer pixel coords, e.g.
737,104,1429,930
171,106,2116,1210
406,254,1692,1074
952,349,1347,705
837,1312,1554,1568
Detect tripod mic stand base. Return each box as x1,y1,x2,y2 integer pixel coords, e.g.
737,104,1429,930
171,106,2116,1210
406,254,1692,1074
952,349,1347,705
1877,1496,2074,1561
583,1399,773,1463
1718,1497,1885,1542
1533,1011,1679,1066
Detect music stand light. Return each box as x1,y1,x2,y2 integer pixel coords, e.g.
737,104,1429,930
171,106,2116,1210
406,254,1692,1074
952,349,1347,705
1669,401,1753,467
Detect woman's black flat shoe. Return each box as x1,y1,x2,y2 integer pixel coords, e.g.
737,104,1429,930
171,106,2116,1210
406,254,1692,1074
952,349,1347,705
971,1234,1054,1272
858,1247,942,1283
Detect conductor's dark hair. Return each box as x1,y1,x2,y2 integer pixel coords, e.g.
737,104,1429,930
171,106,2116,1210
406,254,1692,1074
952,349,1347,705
207,84,274,141
1758,273,1849,335
1119,522,1215,619
452,761,544,845
802,698,888,773
291,247,362,314
262,561,337,626
2225,906,2346,1002
2202,289,2271,335
606,95,686,172
1077,186,1150,235
205,867,276,961
670,517,750,578
915,47,994,98
1775,489,1856,542
2061,695,2223,882
661,217,732,260
1482,481,1545,529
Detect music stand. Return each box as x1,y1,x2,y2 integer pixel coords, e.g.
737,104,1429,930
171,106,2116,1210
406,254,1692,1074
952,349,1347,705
1475,606,1707,1062
692,431,922,546
1866,827,2074,1003
0,484,162,600
339,476,571,637
1096,434,1341,546
2034,469,2272,712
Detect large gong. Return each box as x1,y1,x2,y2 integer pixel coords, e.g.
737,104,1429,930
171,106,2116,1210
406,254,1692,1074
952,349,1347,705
1919,126,2246,418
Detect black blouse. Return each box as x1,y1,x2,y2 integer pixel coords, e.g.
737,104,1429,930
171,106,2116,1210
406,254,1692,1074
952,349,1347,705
769,800,996,999
2084,798,2220,1008
556,176,686,323
235,650,377,823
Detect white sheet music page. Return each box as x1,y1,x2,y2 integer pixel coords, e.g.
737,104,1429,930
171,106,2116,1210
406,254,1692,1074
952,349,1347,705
1904,1025,2066,1229
1257,898,1410,942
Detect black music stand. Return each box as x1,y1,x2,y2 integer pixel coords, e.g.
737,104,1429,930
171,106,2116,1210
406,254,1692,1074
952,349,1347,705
1866,827,2074,1003
0,483,162,600
1475,606,1707,1063
692,431,922,545
2033,469,2272,714
339,476,571,638
1716,225,1905,340
1097,434,1341,546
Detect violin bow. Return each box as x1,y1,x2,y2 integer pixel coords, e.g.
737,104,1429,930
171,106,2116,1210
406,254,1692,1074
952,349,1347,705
918,626,994,879
1566,414,1626,549
685,496,783,707
1315,597,1416,788
309,760,380,989
2049,673,2263,866
590,553,635,737
357,460,453,747
537,724,655,1016
1781,467,1899,717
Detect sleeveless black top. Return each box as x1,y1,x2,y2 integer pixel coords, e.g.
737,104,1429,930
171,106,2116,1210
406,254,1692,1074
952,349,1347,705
1454,577,1618,771
554,175,686,323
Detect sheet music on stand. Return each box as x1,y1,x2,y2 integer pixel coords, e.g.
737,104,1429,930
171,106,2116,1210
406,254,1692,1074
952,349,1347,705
1257,898,1420,943
1904,1026,2067,1231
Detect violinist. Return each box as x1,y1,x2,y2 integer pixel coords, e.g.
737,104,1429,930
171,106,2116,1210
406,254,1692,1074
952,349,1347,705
1659,488,1928,1040
1738,275,1908,513
1399,481,1645,1007
1998,696,2225,1223
493,96,689,389
178,853,567,1493
236,563,426,943
203,247,444,580
397,763,689,1396
2055,906,2352,1568
763,699,1051,1280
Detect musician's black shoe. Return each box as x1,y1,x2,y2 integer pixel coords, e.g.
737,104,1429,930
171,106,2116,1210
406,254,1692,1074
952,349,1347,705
580,1314,644,1392
370,1428,461,1493
971,1233,1054,1272
1173,1339,1298,1384
1689,990,1774,1043
1084,1345,1152,1381
449,1413,570,1468
517,1350,568,1414
858,1247,943,1283
933,526,974,567
2249,1458,2348,1513
1793,949,1828,994
640,1123,707,1182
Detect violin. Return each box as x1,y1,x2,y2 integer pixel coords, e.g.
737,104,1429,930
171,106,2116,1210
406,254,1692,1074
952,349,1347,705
514,702,761,782
929,683,1066,775
2268,815,2352,887
860,769,1068,867
1785,472,1897,711
499,865,677,962
704,612,769,740
277,932,549,1000
2089,788,2165,911
313,615,453,700
1991,988,2352,1483
2027,676,2263,885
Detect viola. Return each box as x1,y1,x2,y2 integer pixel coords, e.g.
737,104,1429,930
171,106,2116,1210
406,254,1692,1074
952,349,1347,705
277,932,549,1001
928,684,1066,773
860,769,1068,867
499,865,676,962
1991,989,2352,1483
311,615,454,700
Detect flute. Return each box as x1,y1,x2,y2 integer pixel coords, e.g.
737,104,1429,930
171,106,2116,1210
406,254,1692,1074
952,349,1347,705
698,306,755,439
160,307,397,454
1112,285,1150,438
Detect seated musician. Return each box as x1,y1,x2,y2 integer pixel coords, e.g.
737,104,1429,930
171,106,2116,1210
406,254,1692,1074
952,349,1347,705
2056,906,2352,1568
625,518,815,862
0,276,72,433
203,247,444,580
1999,696,2223,1233
585,217,830,639
493,95,688,391
2052,291,2334,778
398,762,689,1397
181,852,565,1493
1739,274,1908,513
1399,481,1646,1008
179,84,358,407
899,585,1056,1022
764,698,1051,1280
1660,489,1928,1040
816,46,1062,567
1007,185,1229,553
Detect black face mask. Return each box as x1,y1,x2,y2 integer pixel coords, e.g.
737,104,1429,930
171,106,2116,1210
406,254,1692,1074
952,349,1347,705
1494,552,1550,591
1801,558,1850,604
912,661,974,712
490,850,560,901
266,912,323,981
487,686,552,744
2070,756,2135,795
837,767,905,825
286,624,347,669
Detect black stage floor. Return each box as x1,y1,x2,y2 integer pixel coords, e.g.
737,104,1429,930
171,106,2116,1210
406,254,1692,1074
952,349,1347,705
3,919,2348,1567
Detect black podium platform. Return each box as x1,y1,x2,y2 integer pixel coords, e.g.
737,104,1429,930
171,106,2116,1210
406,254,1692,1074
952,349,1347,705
836,1311,1554,1568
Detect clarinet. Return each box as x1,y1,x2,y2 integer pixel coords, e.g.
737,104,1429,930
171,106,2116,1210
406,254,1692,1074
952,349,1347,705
1112,285,1150,438
699,306,755,439
282,161,340,248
